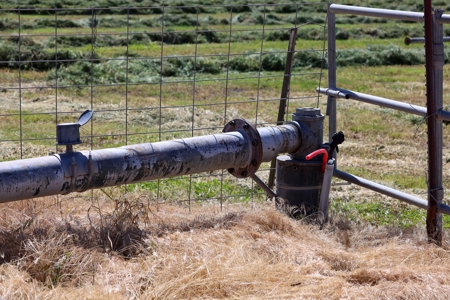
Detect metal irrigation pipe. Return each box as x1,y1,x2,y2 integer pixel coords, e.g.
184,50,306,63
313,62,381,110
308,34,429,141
0,120,302,203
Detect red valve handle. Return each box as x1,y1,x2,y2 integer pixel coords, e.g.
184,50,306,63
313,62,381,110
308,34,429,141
305,149,328,173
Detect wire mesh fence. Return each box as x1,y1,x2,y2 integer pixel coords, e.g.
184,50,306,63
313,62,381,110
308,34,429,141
0,2,327,209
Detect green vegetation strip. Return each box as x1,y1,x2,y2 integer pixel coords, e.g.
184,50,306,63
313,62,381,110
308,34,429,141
0,0,439,15
2,36,450,85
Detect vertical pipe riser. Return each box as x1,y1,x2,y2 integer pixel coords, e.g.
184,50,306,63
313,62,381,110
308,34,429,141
276,157,322,213
276,108,325,215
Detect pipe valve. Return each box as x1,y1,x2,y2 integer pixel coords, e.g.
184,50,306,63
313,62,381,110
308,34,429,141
325,131,345,157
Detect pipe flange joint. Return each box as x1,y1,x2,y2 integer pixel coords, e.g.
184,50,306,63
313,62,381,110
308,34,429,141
222,118,262,178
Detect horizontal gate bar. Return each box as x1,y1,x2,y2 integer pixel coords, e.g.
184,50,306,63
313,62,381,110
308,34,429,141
438,110,450,122
317,87,450,122
334,169,450,215
329,4,450,24
317,87,427,116
329,4,424,22
439,13,450,24
405,36,450,44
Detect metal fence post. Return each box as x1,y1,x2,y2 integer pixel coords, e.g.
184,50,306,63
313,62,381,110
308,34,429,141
327,4,337,160
425,6,444,245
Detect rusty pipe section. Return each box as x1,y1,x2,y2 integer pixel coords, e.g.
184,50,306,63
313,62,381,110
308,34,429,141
0,122,300,203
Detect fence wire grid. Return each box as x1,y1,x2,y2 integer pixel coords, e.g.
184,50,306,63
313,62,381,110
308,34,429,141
0,2,327,208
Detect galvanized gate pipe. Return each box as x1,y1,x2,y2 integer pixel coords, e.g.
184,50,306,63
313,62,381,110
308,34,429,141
334,169,450,216
329,4,450,23
0,121,301,203
329,4,424,22
405,36,450,44
317,87,428,116
324,4,450,239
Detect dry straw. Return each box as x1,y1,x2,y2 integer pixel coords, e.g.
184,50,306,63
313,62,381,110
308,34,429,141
1,196,450,299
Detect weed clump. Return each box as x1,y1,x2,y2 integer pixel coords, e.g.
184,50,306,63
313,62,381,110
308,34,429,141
262,52,286,71
47,56,222,85
336,45,424,67
228,54,260,72
0,198,150,286
266,29,291,41
91,199,149,257
0,38,86,71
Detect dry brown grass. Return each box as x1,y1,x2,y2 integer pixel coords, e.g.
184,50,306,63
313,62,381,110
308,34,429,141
1,196,450,299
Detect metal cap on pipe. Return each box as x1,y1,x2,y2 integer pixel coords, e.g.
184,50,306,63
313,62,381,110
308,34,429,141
56,110,93,146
